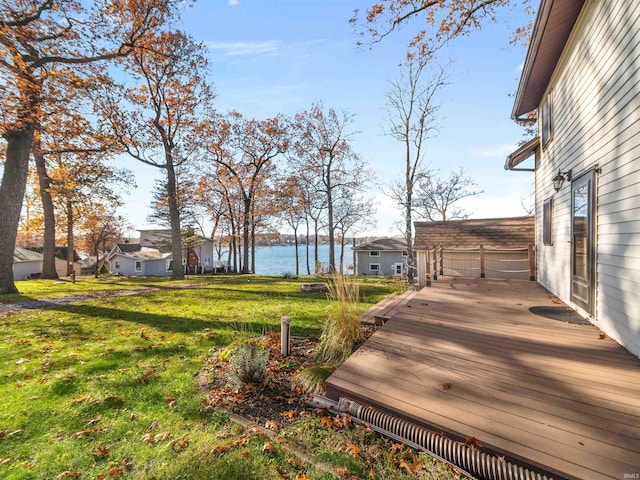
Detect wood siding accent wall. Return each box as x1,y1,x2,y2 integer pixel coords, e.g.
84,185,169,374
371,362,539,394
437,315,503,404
414,217,535,249
536,0,640,356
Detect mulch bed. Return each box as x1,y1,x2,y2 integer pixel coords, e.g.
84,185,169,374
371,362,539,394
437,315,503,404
202,327,377,427
203,332,321,426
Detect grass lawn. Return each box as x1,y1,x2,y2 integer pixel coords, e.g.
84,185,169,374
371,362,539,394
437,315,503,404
0,275,457,479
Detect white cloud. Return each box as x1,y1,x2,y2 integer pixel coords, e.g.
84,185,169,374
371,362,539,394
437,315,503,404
206,40,279,57
228,0,240,5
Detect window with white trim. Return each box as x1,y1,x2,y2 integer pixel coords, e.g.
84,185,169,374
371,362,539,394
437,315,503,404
134,261,142,272
369,251,380,257
369,263,380,272
166,260,173,272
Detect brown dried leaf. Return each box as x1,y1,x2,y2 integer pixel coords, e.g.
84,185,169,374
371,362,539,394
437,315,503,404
464,436,483,449
344,443,361,459
262,441,275,453
265,420,279,432
440,382,452,390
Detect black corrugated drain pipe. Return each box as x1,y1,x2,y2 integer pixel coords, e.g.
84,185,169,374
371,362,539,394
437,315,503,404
312,396,556,480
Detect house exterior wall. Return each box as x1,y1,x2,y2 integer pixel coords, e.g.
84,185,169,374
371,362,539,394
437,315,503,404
13,261,41,280
355,251,405,276
109,254,146,276
536,0,640,355
144,259,172,276
54,258,81,277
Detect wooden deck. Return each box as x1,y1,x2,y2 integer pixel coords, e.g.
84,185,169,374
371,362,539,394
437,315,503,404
326,277,640,480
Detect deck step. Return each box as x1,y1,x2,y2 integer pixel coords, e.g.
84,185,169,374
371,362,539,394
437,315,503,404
359,289,417,326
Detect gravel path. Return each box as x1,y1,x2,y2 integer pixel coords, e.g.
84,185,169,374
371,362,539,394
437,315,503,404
0,283,209,314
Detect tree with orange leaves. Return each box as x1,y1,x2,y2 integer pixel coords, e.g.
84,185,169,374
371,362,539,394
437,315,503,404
96,30,212,280
204,112,289,274
0,0,184,294
351,0,533,57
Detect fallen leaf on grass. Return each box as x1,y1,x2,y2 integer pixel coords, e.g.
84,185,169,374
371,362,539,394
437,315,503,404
399,457,423,473
108,468,123,476
141,431,172,444
343,443,361,459
165,397,177,408
212,445,229,455
333,414,351,429
140,331,150,340
15,358,29,364
390,443,404,453
55,471,82,479
170,437,189,450
319,416,334,429
0,457,15,465
336,467,349,475
84,418,100,425
71,427,106,438
369,468,376,479
92,447,110,457
261,441,275,453
286,456,302,467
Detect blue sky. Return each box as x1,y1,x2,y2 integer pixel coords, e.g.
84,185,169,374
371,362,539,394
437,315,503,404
122,0,535,236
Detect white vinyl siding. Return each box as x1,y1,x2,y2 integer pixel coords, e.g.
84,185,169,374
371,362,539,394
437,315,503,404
535,0,640,355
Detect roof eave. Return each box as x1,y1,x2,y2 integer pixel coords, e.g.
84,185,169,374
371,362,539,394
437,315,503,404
511,0,585,119
505,137,540,170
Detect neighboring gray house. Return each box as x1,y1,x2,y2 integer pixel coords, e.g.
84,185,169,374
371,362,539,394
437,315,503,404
106,243,173,276
13,247,43,280
105,228,220,276
353,238,408,277
505,0,640,356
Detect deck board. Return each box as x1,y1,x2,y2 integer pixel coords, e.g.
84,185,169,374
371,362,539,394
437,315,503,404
326,277,640,480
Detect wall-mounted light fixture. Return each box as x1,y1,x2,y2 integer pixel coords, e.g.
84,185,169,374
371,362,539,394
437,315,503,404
553,168,572,192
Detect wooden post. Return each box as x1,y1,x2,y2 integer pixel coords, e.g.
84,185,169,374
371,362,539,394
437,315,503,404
479,244,485,278
439,244,444,276
425,247,431,287
528,244,536,281
432,247,437,281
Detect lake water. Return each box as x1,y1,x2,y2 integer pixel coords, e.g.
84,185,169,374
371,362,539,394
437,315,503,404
254,244,354,275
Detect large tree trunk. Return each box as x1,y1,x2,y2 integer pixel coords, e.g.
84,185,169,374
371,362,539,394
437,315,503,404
293,226,299,276
326,170,336,273
0,130,35,294
66,198,74,276
305,219,311,275
165,160,184,280
33,146,59,279
241,198,250,273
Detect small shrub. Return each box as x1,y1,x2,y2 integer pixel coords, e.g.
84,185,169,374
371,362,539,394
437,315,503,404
281,272,298,279
98,264,109,275
226,343,270,389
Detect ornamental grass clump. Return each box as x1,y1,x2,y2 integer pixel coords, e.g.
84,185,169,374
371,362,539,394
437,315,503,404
315,273,364,367
226,343,270,389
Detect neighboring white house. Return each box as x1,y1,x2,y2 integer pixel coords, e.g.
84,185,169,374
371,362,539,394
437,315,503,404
13,247,43,280
353,238,408,277
106,229,220,276
12,247,82,279
506,0,640,356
